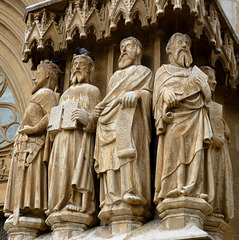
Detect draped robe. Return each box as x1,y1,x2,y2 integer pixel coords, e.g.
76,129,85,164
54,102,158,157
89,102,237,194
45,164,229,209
4,88,57,216
153,64,214,204
94,65,153,208
208,101,234,221
48,83,100,215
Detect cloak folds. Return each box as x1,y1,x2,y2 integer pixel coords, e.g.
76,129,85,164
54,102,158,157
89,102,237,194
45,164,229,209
153,64,214,204
94,65,153,207
47,83,100,215
4,88,57,216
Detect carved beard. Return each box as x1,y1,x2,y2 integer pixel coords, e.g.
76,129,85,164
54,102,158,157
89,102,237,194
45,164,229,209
174,48,193,68
118,51,136,69
70,70,87,84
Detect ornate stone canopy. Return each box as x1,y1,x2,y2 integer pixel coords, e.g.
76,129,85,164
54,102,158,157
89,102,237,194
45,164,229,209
22,0,239,88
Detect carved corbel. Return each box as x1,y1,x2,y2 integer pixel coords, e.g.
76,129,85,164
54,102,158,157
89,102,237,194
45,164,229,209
207,5,223,53
223,32,239,87
154,0,169,17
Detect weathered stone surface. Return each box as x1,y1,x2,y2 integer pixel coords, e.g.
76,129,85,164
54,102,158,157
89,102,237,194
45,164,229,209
46,53,100,231
34,220,214,240
3,60,61,238
94,37,153,234
1,1,239,239
153,33,213,204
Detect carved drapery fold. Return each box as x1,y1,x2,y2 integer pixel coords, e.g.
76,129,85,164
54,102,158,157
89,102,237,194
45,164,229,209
22,0,239,87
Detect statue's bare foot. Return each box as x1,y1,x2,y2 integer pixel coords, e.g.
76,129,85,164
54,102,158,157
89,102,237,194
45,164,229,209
123,193,145,205
166,188,180,198
64,204,80,212
181,184,194,196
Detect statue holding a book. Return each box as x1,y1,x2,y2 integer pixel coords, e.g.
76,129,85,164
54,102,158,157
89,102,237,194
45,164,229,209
153,33,214,205
46,52,101,229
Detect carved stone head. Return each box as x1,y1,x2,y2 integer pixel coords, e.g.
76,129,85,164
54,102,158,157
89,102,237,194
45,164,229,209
118,37,142,69
32,60,61,94
166,33,193,68
70,54,95,85
200,66,217,94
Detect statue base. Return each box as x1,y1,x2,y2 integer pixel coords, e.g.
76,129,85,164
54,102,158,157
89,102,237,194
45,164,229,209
98,202,151,235
4,215,47,240
46,210,94,240
157,196,212,231
204,214,230,240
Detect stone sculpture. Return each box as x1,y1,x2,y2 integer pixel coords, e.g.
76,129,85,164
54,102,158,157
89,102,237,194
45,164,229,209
153,32,214,202
200,66,234,238
94,36,153,234
4,60,61,238
153,33,214,230
46,53,101,236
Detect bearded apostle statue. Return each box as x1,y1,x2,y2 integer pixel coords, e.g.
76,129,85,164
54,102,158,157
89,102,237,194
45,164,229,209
153,33,214,204
46,52,101,232
94,37,153,234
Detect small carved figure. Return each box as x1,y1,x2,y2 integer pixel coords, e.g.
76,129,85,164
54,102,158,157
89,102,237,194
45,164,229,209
200,66,234,222
153,33,214,204
94,37,153,218
4,60,61,224
47,53,100,217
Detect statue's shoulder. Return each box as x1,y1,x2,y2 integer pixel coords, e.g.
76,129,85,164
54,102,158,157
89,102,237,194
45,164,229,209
83,83,100,95
32,88,56,101
31,88,57,109
155,64,169,78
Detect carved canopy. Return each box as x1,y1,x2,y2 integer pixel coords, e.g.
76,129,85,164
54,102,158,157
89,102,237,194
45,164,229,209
22,0,239,88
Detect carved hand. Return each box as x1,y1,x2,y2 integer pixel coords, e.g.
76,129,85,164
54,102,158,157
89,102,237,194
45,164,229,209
95,104,104,117
163,89,178,108
71,108,89,127
18,125,35,135
122,91,139,108
212,135,224,148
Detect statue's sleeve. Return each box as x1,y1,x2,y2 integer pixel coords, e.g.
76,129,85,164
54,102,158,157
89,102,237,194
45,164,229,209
223,118,230,142
153,66,168,135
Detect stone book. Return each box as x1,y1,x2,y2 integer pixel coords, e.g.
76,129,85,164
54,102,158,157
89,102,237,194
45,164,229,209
48,102,80,133
61,102,79,129
47,105,63,134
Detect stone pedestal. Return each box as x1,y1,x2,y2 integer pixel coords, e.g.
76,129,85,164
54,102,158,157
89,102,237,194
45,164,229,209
204,214,230,240
4,215,47,240
46,210,94,240
157,197,212,231
98,202,151,235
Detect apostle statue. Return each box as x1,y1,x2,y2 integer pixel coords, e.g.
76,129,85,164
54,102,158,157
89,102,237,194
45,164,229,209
46,52,100,224
4,60,61,226
94,37,153,226
153,33,214,205
200,66,234,222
